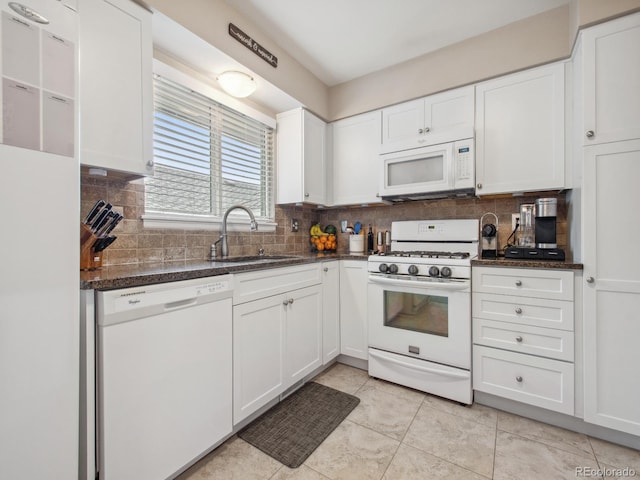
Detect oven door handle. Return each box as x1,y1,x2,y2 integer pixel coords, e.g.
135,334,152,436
368,275,470,290
369,349,469,379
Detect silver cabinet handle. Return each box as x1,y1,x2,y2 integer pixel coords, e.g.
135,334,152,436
288,298,294,304
304,193,310,198
515,336,523,343
323,267,328,272
418,128,424,134
476,183,482,189
283,300,289,306
515,280,522,287
586,276,595,284
515,307,523,314
516,376,523,383
424,127,430,133
586,130,595,138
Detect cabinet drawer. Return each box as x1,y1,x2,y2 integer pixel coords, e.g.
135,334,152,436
233,263,322,305
473,293,573,331
472,267,573,300
473,345,574,415
473,318,574,361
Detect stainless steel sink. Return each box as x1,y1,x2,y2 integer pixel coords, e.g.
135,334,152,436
211,255,300,264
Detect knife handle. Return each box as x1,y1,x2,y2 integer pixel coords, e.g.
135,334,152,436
83,199,105,225
90,203,112,231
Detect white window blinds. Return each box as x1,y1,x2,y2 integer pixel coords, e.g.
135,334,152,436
145,74,275,221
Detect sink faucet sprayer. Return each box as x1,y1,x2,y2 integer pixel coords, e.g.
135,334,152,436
212,205,258,258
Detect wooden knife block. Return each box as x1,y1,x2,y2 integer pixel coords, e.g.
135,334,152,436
80,223,103,270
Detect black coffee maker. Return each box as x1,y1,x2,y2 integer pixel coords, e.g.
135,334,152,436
504,197,565,260
535,198,558,249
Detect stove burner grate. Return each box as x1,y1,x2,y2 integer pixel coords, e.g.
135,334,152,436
386,250,471,260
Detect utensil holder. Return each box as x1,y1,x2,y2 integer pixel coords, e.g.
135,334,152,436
80,223,103,270
349,234,364,254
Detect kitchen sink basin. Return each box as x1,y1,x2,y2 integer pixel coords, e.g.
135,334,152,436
212,255,300,264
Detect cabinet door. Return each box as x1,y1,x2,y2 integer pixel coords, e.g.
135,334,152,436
302,110,326,204
381,86,474,153
277,109,326,205
233,295,285,424
423,86,474,145
339,260,368,360
381,98,424,152
79,0,152,177
322,262,340,364
582,13,640,145
475,63,565,195
285,285,323,386
583,140,640,436
330,111,381,205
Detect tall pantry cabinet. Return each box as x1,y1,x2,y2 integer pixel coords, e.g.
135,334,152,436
573,12,640,437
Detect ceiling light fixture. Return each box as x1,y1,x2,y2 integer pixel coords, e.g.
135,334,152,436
217,70,257,98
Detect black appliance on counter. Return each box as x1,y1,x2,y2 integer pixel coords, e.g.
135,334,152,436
505,198,565,260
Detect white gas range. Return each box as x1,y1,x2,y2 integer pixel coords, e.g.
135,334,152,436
367,219,479,404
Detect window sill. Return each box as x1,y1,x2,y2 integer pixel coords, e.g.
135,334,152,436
142,212,277,232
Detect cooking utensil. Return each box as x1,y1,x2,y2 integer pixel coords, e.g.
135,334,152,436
90,203,112,232
354,222,362,234
83,199,105,225
93,235,117,253
100,213,123,237
94,210,115,234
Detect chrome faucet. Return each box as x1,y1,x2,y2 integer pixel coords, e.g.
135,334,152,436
215,205,258,258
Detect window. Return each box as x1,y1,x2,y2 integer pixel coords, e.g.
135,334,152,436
145,74,275,225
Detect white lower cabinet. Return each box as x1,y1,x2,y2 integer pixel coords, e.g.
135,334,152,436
284,285,323,386
322,262,340,364
232,264,323,425
339,260,368,360
472,266,575,415
582,140,640,436
233,294,285,425
473,346,574,414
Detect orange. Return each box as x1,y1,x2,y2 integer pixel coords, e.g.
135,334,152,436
316,243,325,251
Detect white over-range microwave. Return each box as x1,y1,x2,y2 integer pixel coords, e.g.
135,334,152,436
379,138,475,201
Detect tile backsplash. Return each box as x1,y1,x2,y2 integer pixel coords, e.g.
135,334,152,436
81,173,567,266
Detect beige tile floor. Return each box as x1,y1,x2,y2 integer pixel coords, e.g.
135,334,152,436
178,363,640,480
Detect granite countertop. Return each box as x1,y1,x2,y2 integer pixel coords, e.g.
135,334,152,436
471,257,583,270
80,252,369,290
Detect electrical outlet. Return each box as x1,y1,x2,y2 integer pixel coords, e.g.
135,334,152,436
291,218,299,232
512,213,520,232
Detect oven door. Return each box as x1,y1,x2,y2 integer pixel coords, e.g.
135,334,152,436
380,143,454,197
368,274,471,369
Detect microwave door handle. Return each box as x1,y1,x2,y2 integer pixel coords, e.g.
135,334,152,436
368,275,470,290
369,349,469,379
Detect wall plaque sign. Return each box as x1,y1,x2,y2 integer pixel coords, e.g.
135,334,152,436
228,23,278,68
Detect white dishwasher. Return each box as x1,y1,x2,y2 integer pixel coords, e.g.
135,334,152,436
96,275,233,480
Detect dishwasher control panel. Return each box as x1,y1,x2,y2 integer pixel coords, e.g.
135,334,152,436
98,275,234,326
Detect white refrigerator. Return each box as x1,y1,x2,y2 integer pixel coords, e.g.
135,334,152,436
0,1,79,478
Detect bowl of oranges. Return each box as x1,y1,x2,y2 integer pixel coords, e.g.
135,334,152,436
309,223,337,252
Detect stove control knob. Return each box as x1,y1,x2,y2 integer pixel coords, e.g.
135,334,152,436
378,263,388,273
441,267,452,278
388,264,399,274
408,265,419,275
428,266,440,277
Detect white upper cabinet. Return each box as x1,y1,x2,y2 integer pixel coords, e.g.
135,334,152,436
581,13,640,145
79,0,153,177
381,86,474,153
328,111,381,206
475,62,566,195
277,108,326,205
